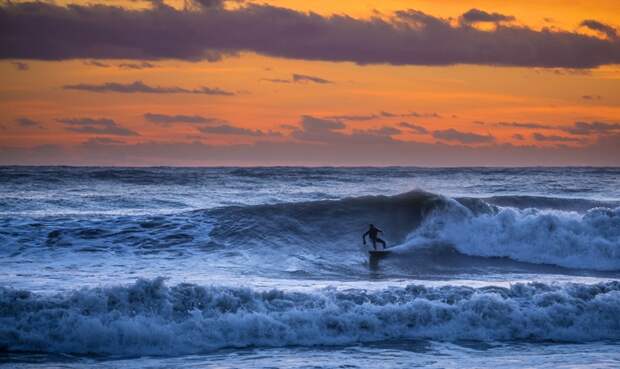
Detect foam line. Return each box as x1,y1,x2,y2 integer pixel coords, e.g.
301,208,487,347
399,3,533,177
2,278,620,356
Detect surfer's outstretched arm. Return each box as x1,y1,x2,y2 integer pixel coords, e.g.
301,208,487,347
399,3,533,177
362,231,369,244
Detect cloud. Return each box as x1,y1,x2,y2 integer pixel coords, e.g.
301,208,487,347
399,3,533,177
15,117,43,128
2,113,619,166
3,134,619,166
144,0,175,10
300,115,346,131
58,118,139,136
398,121,428,134
402,112,441,118
2,2,620,68
82,137,125,145
192,0,226,9
433,128,495,144
581,20,618,39
144,113,220,125
495,121,553,129
292,73,332,84
532,132,583,142
493,120,620,136
325,111,440,122
198,124,281,137
561,121,620,135
355,126,402,136
581,95,602,100
63,81,234,95
84,60,156,69
512,133,525,140
263,73,332,84
11,61,28,71
118,61,156,69
262,78,291,84
460,9,515,23
84,60,110,68
291,115,346,142
324,114,378,121
288,116,405,144
534,68,593,76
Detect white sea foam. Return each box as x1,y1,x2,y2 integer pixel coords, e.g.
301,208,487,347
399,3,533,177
1,278,620,356
403,199,620,271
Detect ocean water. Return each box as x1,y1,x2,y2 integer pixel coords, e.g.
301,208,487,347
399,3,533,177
1,166,619,368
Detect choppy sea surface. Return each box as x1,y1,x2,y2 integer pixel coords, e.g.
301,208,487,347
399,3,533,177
1,167,619,368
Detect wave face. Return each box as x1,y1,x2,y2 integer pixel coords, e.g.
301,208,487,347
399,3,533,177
403,198,620,271
2,190,619,275
205,191,443,254
206,191,620,272
2,278,620,356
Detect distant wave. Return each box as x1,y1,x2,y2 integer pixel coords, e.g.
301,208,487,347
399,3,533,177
2,166,619,218
483,195,620,212
2,278,619,356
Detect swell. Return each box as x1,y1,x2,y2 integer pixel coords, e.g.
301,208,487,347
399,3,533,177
206,191,620,272
2,278,620,357
2,191,619,273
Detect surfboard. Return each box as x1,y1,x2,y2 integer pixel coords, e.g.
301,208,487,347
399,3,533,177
368,250,391,256
368,249,390,268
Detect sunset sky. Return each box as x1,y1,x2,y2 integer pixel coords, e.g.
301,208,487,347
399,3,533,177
1,0,619,166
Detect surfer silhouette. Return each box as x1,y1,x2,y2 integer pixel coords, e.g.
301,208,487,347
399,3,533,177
363,224,387,250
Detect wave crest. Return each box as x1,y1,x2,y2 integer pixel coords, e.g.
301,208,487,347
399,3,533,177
403,200,620,271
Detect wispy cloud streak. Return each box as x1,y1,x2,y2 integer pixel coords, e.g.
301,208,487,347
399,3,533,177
63,81,234,95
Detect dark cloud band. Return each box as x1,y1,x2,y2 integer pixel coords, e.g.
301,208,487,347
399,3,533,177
1,2,619,68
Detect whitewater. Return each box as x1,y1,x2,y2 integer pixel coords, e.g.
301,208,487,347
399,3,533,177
1,166,619,368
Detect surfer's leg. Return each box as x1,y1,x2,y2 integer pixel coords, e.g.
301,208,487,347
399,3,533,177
371,239,377,250
377,238,386,250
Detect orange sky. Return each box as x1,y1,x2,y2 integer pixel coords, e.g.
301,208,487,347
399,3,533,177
1,0,619,165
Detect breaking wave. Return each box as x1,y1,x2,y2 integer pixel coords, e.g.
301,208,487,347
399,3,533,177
1,278,619,356
402,198,620,271
206,191,620,272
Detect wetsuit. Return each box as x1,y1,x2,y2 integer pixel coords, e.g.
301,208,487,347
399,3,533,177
363,226,387,250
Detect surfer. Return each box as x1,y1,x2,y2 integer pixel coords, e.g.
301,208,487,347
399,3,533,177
363,224,387,250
